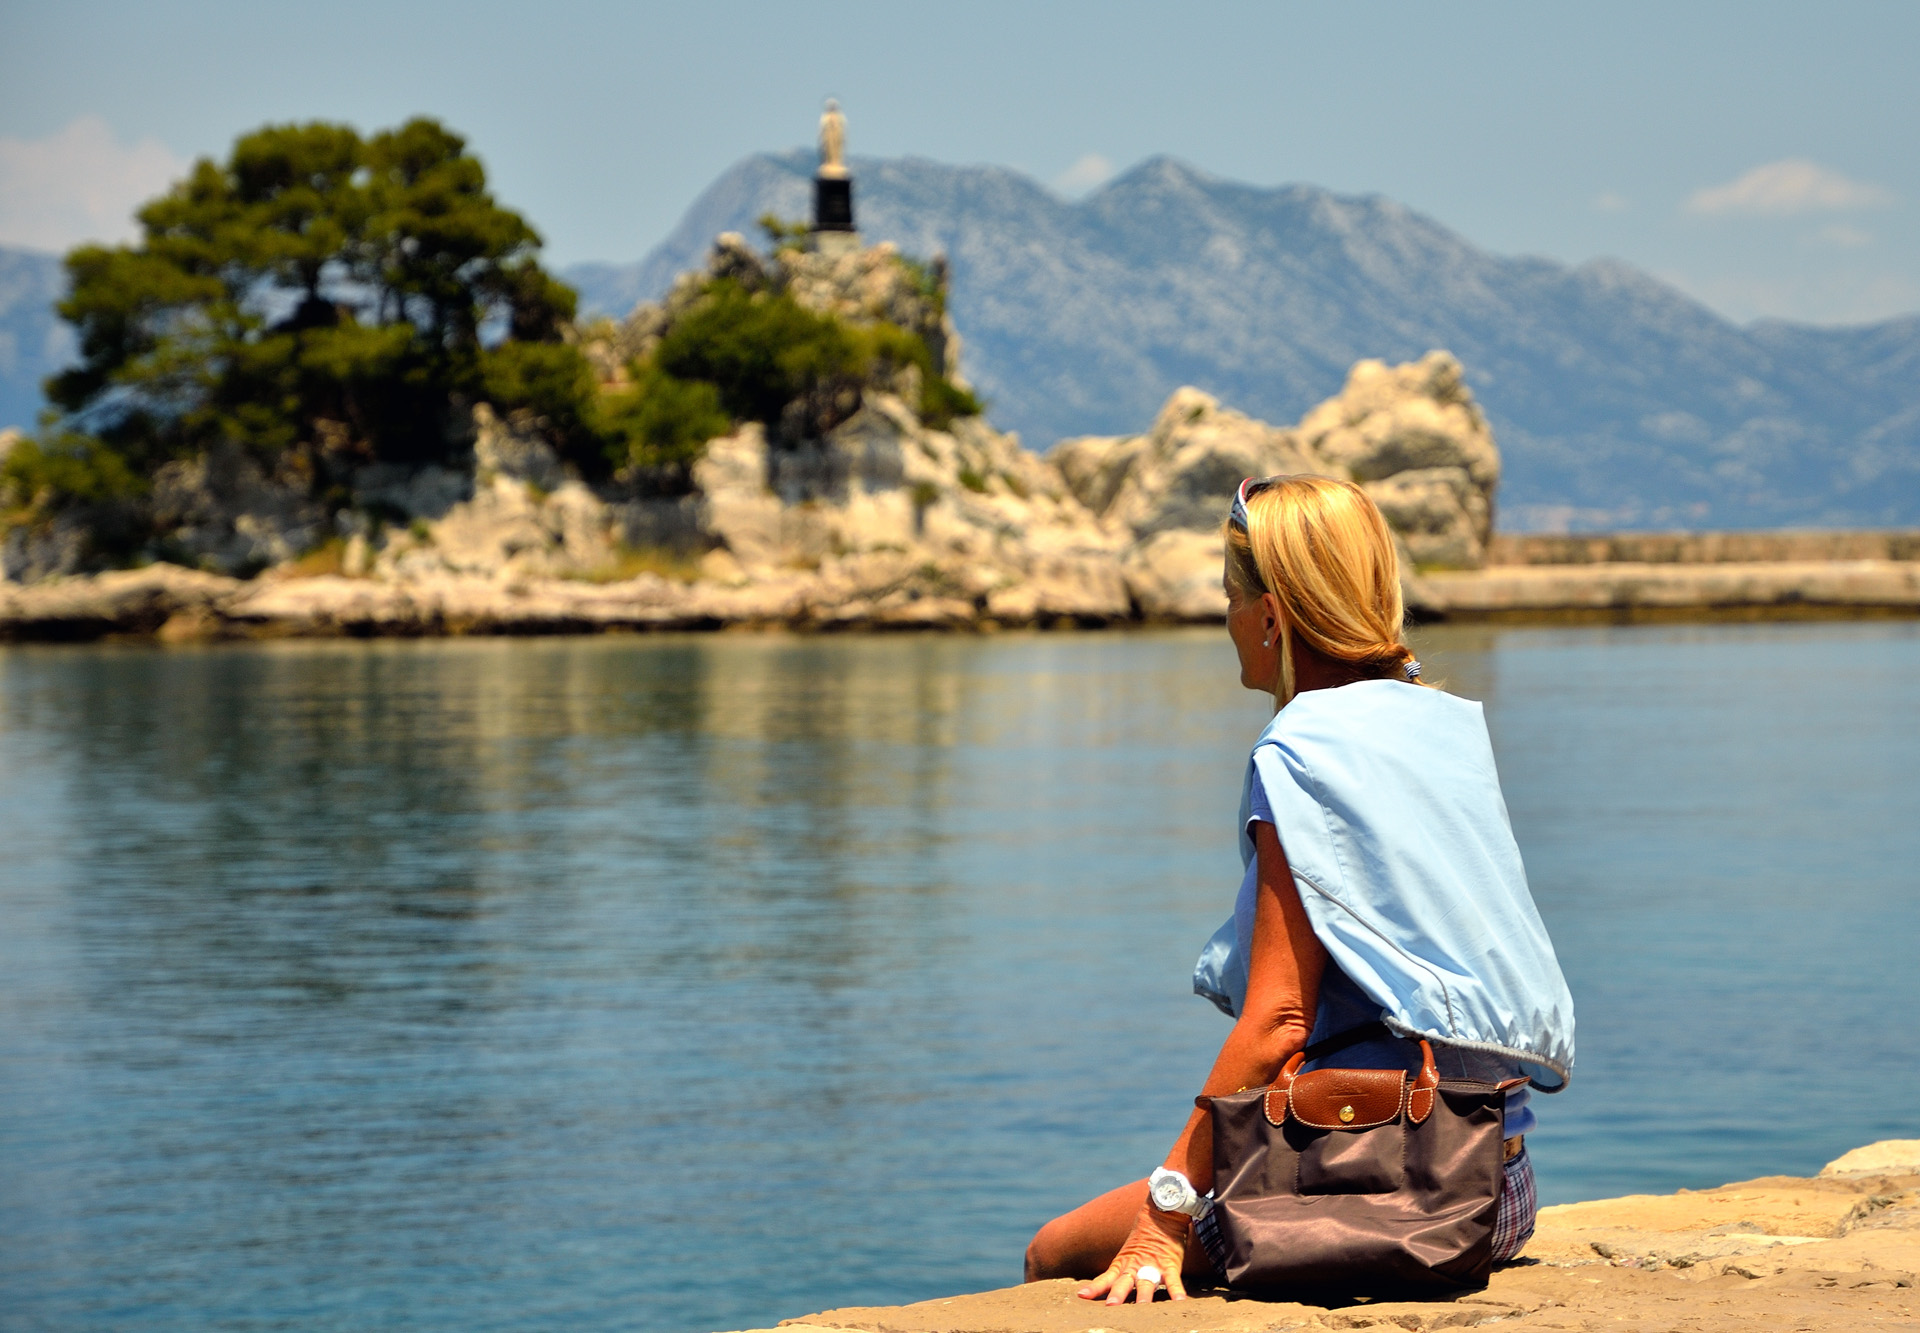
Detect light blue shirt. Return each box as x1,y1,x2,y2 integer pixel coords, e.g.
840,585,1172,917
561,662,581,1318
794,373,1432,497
1193,681,1576,1108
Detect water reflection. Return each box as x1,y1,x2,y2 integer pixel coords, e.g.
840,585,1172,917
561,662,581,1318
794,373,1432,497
2,624,1917,1333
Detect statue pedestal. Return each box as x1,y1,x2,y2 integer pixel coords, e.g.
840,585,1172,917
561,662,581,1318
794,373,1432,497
813,175,854,230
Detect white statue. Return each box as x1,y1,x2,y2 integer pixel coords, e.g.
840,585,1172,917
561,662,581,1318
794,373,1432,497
818,98,848,179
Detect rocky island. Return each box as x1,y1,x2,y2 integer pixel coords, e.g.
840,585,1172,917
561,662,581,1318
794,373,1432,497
729,1140,1919,1333
3,135,1916,643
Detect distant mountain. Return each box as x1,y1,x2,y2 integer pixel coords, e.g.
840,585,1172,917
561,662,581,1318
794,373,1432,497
566,152,1920,531
0,247,70,433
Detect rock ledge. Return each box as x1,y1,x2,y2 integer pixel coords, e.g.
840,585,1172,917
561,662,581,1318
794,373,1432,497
727,1142,1918,1333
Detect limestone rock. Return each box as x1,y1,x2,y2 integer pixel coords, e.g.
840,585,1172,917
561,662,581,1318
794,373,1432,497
348,464,472,522
1298,351,1499,568
1053,388,1320,540
1364,465,1491,571
1821,1141,1920,1178
983,553,1131,623
2,216,1507,635
733,1143,1920,1333
776,241,962,385
374,473,623,582
0,563,243,639
1050,353,1503,606
691,424,785,569
1047,432,1144,520
148,442,330,576
2,512,94,582
472,403,568,493
682,388,1119,624
1122,529,1228,621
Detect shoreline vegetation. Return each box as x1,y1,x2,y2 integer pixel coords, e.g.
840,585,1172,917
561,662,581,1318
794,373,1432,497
726,1141,1920,1333
4,118,1916,644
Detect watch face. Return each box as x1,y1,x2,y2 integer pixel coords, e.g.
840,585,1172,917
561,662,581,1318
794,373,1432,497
1150,1176,1185,1210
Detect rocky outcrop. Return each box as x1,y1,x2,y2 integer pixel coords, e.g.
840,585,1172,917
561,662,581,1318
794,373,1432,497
573,152,1920,532
1051,351,1501,619
2,219,1500,623
332,338,1498,628
147,442,333,576
592,231,964,390
726,1140,1920,1333
327,387,1126,627
1299,353,1499,567
0,563,244,640
13,233,1913,642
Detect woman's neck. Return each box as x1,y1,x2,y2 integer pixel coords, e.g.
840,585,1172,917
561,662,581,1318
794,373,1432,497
1290,642,1396,696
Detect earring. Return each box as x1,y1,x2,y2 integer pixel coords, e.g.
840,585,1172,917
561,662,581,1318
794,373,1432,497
1262,637,1271,647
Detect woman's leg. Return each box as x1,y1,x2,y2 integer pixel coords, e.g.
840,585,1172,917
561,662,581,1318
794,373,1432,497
1024,1180,1217,1284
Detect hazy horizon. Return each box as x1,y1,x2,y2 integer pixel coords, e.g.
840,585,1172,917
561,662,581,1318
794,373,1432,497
2,1,1916,327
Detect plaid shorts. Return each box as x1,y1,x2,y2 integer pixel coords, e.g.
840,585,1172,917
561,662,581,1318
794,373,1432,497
1193,1142,1540,1273
1491,1145,1538,1262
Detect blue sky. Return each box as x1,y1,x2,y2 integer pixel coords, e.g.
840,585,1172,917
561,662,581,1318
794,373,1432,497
2,0,1914,325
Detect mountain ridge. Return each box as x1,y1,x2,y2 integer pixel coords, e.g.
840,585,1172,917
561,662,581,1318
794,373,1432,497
5,155,1917,531
566,152,1920,530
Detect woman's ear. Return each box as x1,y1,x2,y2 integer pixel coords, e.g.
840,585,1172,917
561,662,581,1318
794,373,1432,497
1260,593,1285,648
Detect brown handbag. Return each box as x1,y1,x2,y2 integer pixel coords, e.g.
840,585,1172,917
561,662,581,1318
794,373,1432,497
1199,1023,1523,1295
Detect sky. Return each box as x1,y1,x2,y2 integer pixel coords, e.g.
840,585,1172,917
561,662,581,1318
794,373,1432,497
1,0,1915,326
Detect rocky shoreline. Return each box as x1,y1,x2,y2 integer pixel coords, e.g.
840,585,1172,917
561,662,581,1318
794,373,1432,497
6,234,1918,644
726,1140,1919,1333
3,541,1919,643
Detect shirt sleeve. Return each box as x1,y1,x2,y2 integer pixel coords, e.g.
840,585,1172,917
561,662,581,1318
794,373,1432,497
1246,761,1277,830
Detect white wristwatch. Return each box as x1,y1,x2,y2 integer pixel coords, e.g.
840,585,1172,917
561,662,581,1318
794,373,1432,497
1148,1166,1212,1219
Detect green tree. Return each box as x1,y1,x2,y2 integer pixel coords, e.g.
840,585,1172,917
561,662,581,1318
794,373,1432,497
655,279,863,430
651,277,981,438
44,117,599,490
17,115,984,556
597,362,730,480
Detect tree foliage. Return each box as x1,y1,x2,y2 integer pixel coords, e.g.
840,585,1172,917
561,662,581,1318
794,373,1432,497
757,213,811,254
15,116,984,539
598,362,731,475
656,279,864,429
42,117,593,493
651,277,981,439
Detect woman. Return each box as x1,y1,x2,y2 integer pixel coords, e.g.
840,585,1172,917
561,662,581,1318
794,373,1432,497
1025,475,1575,1304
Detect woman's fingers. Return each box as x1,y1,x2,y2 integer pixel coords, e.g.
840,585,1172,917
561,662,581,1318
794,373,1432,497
1073,1205,1190,1304
1077,1262,1155,1305
1101,1261,1172,1306
1075,1266,1121,1301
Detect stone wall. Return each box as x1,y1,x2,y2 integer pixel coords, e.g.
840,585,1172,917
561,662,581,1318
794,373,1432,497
1491,531,1920,565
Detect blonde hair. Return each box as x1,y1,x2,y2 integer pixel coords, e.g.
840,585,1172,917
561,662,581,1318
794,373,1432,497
1223,475,1422,708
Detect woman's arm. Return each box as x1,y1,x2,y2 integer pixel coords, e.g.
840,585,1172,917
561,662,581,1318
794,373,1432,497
1165,821,1328,1193
1078,820,1329,1303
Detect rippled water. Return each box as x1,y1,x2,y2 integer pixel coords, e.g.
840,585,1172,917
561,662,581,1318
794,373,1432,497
2,623,1916,1332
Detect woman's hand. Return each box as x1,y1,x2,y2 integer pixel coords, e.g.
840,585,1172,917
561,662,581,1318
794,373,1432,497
1075,1204,1190,1304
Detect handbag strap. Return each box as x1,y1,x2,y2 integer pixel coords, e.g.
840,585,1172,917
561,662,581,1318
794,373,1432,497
1274,1022,1441,1126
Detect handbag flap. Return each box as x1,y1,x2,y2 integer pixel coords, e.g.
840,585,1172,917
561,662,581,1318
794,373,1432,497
1275,1067,1406,1129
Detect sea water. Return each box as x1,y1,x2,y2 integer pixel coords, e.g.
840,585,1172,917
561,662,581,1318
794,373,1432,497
1,623,1915,1332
